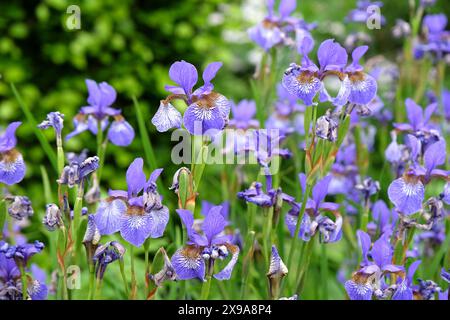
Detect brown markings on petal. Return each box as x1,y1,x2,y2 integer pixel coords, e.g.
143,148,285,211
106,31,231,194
321,70,346,81
348,72,366,82
262,19,278,29
296,71,317,84
0,149,20,162
127,205,145,216
192,92,220,109
181,245,203,259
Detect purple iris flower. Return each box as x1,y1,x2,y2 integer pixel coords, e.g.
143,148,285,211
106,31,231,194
366,200,398,237
394,98,437,133
93,241,126,280
171,206,239,281
94,158,169,247
238,182,279,207
248,0,313,51
228,100,259,130
285,174,342,243
415,13,450,60
283,37,377,107
345,1,386,25
155,60,230,136
391,260,422,300
0,241,47,300
0,122,26,185
388,138,448,215
345,231,403,300
38,112,64,136
67,79,135,146
0,240,44,269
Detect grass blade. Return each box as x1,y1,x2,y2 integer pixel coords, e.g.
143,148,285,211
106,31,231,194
10,83,58,172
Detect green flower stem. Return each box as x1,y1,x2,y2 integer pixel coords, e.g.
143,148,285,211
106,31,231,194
295,235,316,294
10,83,58,172
200,260,214,300
130,245,137,299
57,226,69,300
72,181,85,256
19,263,28,300
88,265,96,300
119,259,130,298
240,231,256,299
144,238,151,296
56,134,65,177
0,199,6,241
94,277,103,300
286,183,313,273
320,243,328,300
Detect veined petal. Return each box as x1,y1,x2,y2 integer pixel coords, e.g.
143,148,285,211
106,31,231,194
202,206,227,243
0,149,26,185
347,72,377,105
266,245,288,279
388,177,424,215
344,279,373,300
282,70,321,106
392,280,413,300
151,102,182,132
183,102,225,135
214,243,239,280
148,206,169,238
94,199,126,235
119,207,152,247
171,246,205,281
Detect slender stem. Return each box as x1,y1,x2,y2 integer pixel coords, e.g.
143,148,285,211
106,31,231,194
295,236,316,294
0,200,6,241
56,134,65,176
72,181,85,257
94,277,103,300
130,245,137,299
200,260,214,299
144,239,151,296
88,268,95,300
320,244,328,299
119,259,130,297
19,263,28,300
240,231,256,299
286,184,312,271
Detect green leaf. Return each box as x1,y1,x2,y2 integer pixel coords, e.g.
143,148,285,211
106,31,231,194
11,83,58,172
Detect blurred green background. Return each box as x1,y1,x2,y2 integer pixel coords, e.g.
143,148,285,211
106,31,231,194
1,0,450,299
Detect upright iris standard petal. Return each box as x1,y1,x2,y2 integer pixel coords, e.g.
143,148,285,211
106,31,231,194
126,158,146,198
279,0,296,19
171,246,205,281
388,177,424,215
357,230,371,266
202,206,227,244
317,39,348,71
424,139,446,173
193,62,223,96
94,199,127,235
107,118,135,146
311,175,332,209
0,122,21,153
214,244,240,280
370,233,393,269
151,102,182,132
167,60,198,97
405,98,424,131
